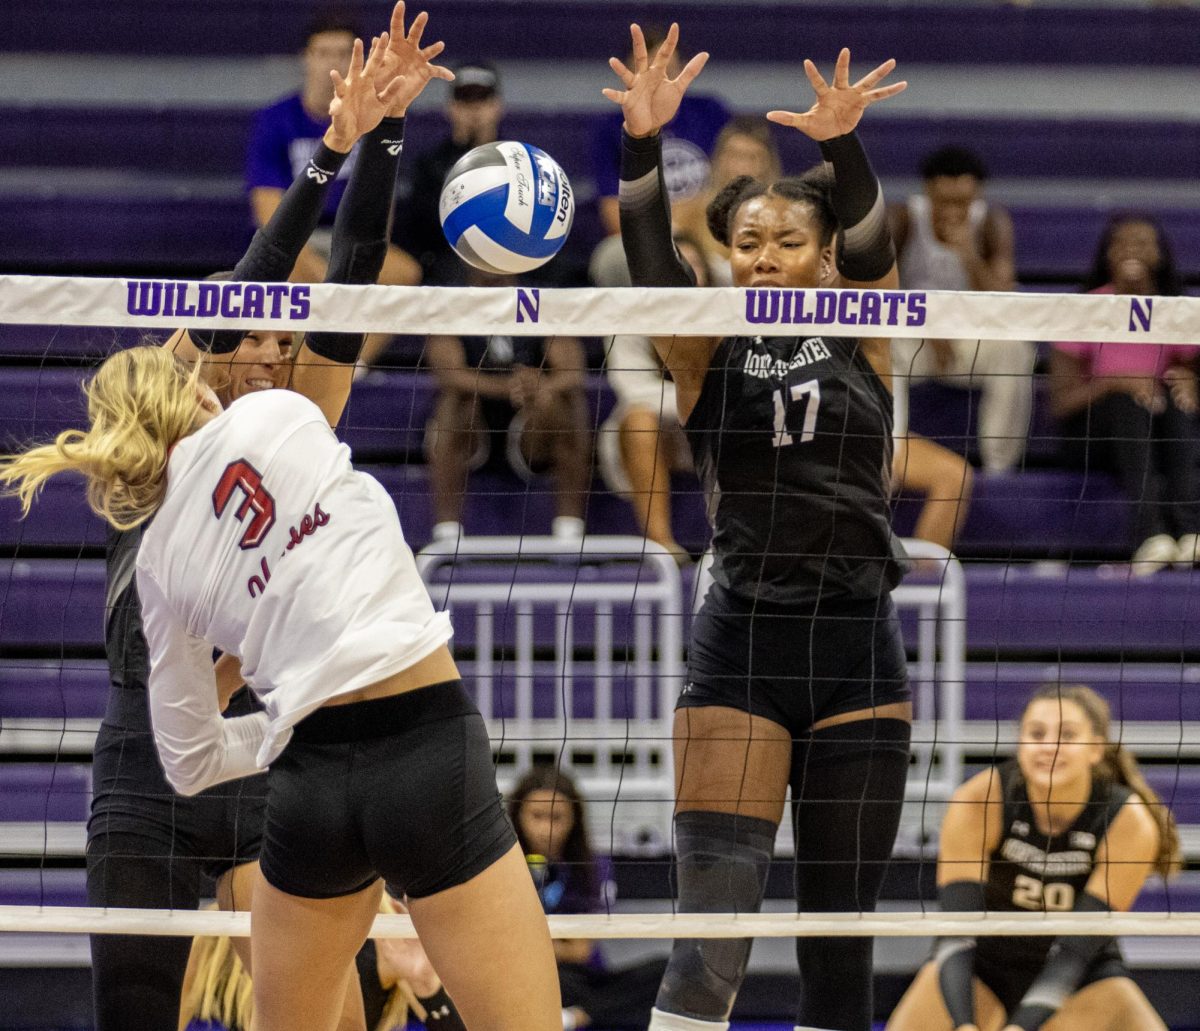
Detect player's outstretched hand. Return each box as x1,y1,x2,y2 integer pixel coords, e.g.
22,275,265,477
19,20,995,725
326,35,408,150
766,48,906,142
376,1,455,118
602,22,709,139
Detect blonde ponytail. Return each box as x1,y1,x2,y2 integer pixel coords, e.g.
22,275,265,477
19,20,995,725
1030,683,1183,879
179,926,253,1031
0,346,205,530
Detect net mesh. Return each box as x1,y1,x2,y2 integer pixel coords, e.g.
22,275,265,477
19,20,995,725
1,282,1198,1028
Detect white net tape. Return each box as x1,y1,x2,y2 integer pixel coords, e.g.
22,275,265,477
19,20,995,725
3,907,1200,939
0,274,1194,343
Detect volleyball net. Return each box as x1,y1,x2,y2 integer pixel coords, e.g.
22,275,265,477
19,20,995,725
1,276,1198,954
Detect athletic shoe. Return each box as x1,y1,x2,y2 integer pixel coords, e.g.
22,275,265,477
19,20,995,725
1175,533,1200,569
1131,533,1178,576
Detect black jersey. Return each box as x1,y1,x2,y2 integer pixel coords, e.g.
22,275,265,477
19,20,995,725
977,760,1131,973
685,334,904,607
105,524,150,694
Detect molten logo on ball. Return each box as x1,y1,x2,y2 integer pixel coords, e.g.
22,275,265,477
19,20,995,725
439,141,575,275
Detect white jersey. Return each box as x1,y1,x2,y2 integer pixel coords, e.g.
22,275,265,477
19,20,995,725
136,390,452,796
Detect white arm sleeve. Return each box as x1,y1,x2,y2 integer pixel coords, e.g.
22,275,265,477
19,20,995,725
137,569,269,796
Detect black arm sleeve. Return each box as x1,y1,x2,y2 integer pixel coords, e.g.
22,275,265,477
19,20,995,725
818,131,895,283
306,117,406,365
191,142,348,354
1008,892,1114,1031
936,880,985,1028
617,131,695,289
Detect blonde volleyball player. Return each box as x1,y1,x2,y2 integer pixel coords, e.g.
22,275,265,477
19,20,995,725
887,685,1177,1031
83,9,446,1030
0,348,560,1031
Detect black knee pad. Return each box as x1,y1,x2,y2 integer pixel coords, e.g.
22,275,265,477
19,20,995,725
656,810,775,1021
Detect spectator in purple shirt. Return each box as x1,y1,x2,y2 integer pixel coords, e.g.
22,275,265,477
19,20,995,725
511,767,666,1031
246,12,421,364
589,25,729,287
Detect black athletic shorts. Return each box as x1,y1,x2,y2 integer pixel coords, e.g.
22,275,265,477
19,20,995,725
88,685,268,882
974,939,1131,1015
259,679,516,901
681,583,910,734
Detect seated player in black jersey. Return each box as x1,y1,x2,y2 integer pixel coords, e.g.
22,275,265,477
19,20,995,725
887,684,1179,1031
82,8,454,1030
603,22,910,1031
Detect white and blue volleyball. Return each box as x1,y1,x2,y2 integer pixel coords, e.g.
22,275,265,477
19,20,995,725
439,141,574,275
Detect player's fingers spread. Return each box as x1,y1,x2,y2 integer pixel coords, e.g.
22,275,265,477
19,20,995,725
409,10,427,46
429,63,455,82
676,51,709,89
601,87,625,105
630,23,648,70
655,22,679,64
422,40,446,59
865,81,907,103
834,47,852,87
765,110,798,127
854,57,896,91
803,58,829,94
609,56,635,87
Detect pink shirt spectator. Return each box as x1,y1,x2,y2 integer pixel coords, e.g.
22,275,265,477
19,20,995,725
1055,286,1200,379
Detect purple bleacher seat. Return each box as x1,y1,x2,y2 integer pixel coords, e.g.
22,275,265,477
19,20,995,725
951,565,1200,656
0,190,249,271
0,660,109,720
2,3,1196,64
1144,768,1200,828
961,664,1200,724
0,869,89,907
0,764,90,822
0,324,150,360
895,468,1131,560
1135,872,1200,913
0,560,107,649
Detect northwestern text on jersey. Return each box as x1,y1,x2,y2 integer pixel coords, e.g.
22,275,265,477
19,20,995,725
745,288,927,329
126,280,312,321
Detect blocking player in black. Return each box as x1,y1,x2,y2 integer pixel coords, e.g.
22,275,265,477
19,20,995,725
604,23,911,1031
888,684,1178,1031
86,10,450,1028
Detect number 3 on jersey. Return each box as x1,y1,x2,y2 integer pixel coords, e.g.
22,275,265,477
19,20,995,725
773,379,821,448
213,459,277,550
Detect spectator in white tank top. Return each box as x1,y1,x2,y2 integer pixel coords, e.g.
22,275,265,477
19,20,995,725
889,145,1036,473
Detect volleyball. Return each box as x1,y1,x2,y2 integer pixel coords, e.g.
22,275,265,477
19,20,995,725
439,141,574,275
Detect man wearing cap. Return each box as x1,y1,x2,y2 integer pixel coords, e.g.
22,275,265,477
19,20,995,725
392,61,505,287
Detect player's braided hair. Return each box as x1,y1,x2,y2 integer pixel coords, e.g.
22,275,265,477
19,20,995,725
705,170,838,249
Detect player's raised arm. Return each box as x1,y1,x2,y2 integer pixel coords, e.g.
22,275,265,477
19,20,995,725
766,48,905,293
292,2,455,427
165,22,412,369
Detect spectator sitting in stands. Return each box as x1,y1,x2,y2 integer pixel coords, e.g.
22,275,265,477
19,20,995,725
672,116,783,280
589,25,729,287
892,353,974,552
890,146,1036,473
1050,214,1200,576
245,13,420,366
510,766,666,1031
425,266,592,542
392,61,504,289
598,234,710,563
